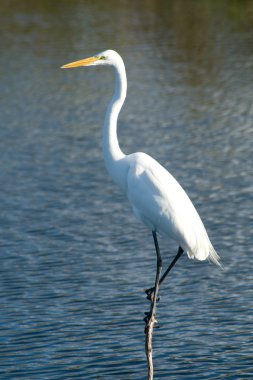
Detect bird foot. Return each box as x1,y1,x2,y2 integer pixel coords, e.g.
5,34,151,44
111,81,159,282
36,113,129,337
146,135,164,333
143,311,150,324
145,287,160,302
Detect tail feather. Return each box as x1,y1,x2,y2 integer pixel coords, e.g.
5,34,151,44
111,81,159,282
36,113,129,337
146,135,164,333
209,244,222,268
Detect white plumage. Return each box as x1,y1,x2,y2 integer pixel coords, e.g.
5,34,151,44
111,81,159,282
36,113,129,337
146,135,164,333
126,152,220,265
62,49,221,268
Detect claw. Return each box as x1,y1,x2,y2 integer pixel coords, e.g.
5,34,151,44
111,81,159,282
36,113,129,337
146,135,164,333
145,287,155,301
145,287,154,296
143,311,151,323
145,287,160,302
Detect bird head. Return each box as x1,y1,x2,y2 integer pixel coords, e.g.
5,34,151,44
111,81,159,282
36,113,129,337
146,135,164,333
61,50,120,69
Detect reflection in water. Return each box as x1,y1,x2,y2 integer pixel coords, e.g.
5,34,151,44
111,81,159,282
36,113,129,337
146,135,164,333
0,1,253,379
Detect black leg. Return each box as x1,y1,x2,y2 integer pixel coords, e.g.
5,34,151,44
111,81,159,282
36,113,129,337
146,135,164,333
159,246,184,286
145,231,162,302
151,231,163,303
146,245,184,300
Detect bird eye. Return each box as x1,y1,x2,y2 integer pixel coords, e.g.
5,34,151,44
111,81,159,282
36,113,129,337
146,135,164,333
99,56,106,60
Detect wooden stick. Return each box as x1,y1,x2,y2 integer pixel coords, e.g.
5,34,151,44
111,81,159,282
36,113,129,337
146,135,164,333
144,306,156,379
144,231,162,380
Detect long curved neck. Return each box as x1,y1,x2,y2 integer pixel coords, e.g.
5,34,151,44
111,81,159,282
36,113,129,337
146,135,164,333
103,57,128,190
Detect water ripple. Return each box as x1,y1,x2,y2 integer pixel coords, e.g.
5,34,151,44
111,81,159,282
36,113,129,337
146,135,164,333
1,1,253,378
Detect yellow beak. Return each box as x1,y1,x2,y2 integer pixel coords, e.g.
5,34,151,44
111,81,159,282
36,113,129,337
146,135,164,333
61,56,99,69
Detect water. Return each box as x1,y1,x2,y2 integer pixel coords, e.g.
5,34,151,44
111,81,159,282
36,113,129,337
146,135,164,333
0,1,253,378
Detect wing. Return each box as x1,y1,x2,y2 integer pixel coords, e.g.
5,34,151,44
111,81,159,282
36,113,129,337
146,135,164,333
126,152,209,258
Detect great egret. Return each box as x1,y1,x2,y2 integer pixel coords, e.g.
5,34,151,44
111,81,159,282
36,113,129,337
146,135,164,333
61,50,221,300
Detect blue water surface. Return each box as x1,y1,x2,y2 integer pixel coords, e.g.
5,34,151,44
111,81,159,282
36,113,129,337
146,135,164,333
0,1,253,379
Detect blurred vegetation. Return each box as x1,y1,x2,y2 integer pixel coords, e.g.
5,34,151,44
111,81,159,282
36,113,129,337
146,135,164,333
1,0,253,90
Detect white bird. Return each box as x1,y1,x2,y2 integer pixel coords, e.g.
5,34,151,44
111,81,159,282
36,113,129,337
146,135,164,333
62,50,221,299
